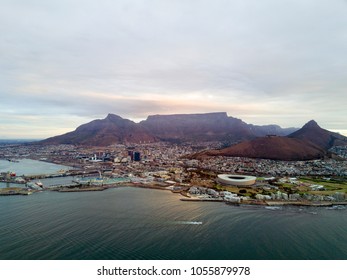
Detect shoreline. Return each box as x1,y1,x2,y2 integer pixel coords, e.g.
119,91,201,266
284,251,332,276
180,197,347,207
1,182,347,209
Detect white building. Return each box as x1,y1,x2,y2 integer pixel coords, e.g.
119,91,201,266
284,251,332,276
217,174,256,186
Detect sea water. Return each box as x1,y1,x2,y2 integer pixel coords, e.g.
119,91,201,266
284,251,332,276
0,159,70,176
0,187,346,260
0,159,72,188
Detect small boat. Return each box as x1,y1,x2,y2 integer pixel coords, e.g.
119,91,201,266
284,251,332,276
35,181,43,187
7,159,19,163
265,206,282,210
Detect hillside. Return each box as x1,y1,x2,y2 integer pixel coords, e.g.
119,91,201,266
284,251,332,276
190,120,346,161
41,114,156,146
196,136,326,161
40,112,298,146
288,120,347,149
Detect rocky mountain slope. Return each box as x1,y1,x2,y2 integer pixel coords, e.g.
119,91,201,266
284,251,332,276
41,112,298,146
190,120,347,161
288,120,347,149
42,114,157,146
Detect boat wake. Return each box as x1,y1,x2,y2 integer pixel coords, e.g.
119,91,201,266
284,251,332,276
174,221,203,225
327,205,346,210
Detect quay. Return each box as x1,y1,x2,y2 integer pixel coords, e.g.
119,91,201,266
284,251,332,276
180,198,225,202
0,189,33,196
47,183,80,189
266,200,347,207
24,169,100,180
180,198,347,207
56,187,106,192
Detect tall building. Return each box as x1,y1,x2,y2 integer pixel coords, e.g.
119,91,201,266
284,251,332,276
134,151,141,162
127,150,134,161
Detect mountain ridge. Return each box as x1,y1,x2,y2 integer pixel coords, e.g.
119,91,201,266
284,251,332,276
42,114,157,146
288,119,347,150
41,112,299,146
190,120,347,161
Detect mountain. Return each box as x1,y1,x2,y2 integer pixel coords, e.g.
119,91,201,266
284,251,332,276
194,135,326,161
40,112,298,146
288,120,347,149
190,120,347,161
140,112,254,142
41,114,156,146
249,124,298,137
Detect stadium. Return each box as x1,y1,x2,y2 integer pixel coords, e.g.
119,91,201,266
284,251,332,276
217,174,256,186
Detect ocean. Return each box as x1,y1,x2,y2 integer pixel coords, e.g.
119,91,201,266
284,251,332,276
0,187,346,260
0,159,72,188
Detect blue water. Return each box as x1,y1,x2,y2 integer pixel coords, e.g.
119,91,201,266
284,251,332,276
0,159,72,189
0,159,70,176
0,187,346,260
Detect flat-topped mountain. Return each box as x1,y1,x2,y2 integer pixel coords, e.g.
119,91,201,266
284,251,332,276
140,112,253,142
190,120,347,161
40,112,298,146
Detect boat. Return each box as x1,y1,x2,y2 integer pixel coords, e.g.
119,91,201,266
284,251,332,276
35,181,43,187
7,159,19,163
265,206,282,210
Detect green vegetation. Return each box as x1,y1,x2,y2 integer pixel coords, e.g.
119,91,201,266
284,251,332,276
299,177,347,194
213,176,347,200
256,177,265,181
214,184,226,191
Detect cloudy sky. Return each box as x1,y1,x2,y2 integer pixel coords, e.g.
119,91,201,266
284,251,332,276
1,0,347,138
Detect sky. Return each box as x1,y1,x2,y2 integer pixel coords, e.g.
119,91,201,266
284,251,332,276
1,0,347,139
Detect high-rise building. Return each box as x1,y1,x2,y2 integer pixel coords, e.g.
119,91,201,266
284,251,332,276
134,151,141,162
128,150,134,161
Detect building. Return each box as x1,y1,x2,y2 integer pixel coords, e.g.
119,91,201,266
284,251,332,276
217,174,256,186
134,151,141,162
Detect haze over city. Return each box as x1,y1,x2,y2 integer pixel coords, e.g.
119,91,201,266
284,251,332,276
1,0,347,139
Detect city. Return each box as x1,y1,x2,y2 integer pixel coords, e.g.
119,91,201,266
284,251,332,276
1,142,346,206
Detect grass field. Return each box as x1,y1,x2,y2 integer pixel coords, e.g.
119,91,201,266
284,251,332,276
214,176,347,197
299,177,347,194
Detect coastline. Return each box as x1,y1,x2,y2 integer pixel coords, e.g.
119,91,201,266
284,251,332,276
49,182,347,208
180,196,347,207
1,158,346,208
1,180,347,211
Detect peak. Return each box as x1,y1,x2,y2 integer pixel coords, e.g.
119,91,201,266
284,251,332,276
105,113,123,120
302,120,320,129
